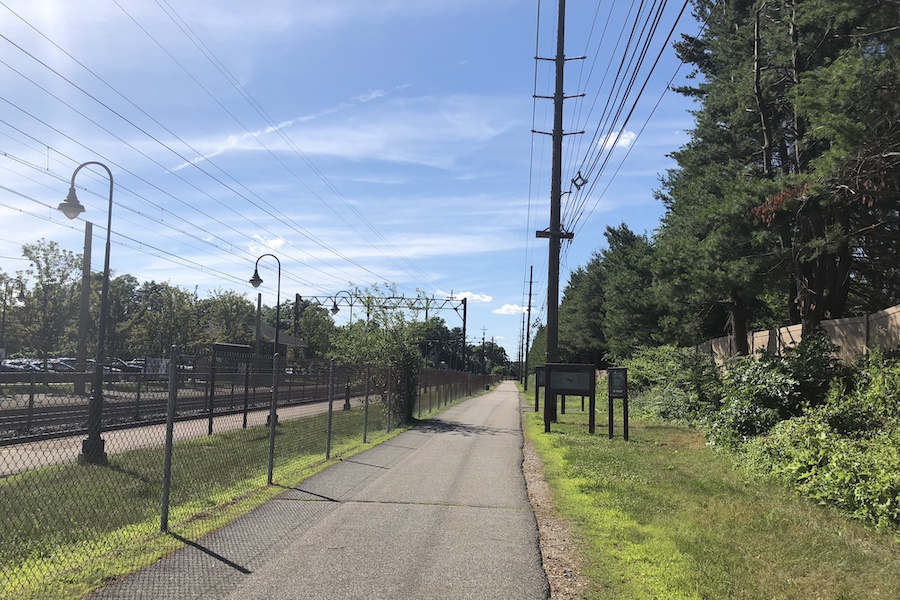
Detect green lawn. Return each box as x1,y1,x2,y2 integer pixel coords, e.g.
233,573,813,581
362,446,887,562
523,399,900,599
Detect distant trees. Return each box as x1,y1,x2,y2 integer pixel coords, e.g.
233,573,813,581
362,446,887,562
18,240,80,367
6,250,508,376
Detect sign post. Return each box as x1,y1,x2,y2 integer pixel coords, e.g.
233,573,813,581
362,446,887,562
534,365,545,413
607,367,628,440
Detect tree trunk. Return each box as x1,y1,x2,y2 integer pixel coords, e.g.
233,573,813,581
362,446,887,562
727,289,750,355
754,10,773,177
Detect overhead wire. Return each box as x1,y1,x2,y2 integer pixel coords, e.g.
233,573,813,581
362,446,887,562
161,3,442,292
0,18,388,291
564,0,668,229
526,0,698,330
0,0,438,297
147,0,442,291
566,0,690,236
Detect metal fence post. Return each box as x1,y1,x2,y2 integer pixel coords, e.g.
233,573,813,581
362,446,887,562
160,346,178,532
326,360,335,459
133,372,142,421
207,354,216,436
242,360,250,429
386,366,393,432
343,373,352,411
363,365,370,444
266,352,279,486
418,367,423,419
25,373,36,434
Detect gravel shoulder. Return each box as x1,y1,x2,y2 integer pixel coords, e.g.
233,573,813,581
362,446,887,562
521,407,590,599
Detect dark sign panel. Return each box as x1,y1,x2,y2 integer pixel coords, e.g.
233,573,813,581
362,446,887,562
608,368,627,398
545,363,595,395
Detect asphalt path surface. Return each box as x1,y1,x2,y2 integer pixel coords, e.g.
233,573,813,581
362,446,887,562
90,380,549,599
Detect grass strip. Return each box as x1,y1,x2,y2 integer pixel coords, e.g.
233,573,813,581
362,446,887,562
522,400,900,599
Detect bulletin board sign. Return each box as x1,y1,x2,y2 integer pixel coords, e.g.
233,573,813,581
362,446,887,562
545,363,595,395
608,367,627,398
544,363,597,434
534,365,546,387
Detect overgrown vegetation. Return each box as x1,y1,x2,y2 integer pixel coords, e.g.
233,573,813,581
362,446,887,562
622,340,900,532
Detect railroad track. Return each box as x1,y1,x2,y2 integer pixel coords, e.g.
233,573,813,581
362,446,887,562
0,374,371,445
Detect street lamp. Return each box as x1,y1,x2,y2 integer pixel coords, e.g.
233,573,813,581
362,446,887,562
58,161,114,465
249,253,280,485
329,290,353,321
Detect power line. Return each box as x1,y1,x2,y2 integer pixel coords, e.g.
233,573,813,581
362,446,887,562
0,1,441,297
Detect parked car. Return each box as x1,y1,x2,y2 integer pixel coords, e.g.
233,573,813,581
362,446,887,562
1,359,41,371
124,359,146,372
47,359,76,372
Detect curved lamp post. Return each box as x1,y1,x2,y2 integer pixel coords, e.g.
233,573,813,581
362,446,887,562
329,290,354,321
329,290,355,410
249,253,280,484
58,161,114,465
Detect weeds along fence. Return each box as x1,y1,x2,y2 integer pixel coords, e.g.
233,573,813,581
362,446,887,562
0,347,497,600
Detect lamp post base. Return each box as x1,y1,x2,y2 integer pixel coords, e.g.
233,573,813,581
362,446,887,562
79,437,108,465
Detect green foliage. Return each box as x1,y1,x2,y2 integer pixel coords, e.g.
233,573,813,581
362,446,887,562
733,350,900,529
18,240,81,364
199,289,255,347
129,281,201,357
601,225,666,358
707,330,848,446
558,254,608,366
621,345,722,424
328,285,426,423
818,349,900,436
749,420,900,530
527,324,546,373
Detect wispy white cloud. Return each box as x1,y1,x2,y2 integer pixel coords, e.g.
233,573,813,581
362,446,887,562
601,130,637,150
437,290,491,303
249,236,286,254
357,90,386,102
493,304,526,315
174,94,523,170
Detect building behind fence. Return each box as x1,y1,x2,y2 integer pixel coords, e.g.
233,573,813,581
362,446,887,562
0,352,498,600
697,303,900,365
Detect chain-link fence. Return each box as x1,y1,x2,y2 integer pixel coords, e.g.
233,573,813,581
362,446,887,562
1,348,498,600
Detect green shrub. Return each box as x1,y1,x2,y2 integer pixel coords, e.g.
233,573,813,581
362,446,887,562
748,417,900,529
621,345,722,424
744,351,900,529
777,328,850,411
707,329,850,446
706,356,798,446
819,349,900,436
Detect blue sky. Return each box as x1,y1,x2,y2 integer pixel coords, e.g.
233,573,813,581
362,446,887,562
0,0,700,360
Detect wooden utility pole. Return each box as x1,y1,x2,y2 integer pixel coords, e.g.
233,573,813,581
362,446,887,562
524,265,533,391
535,0,577,431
